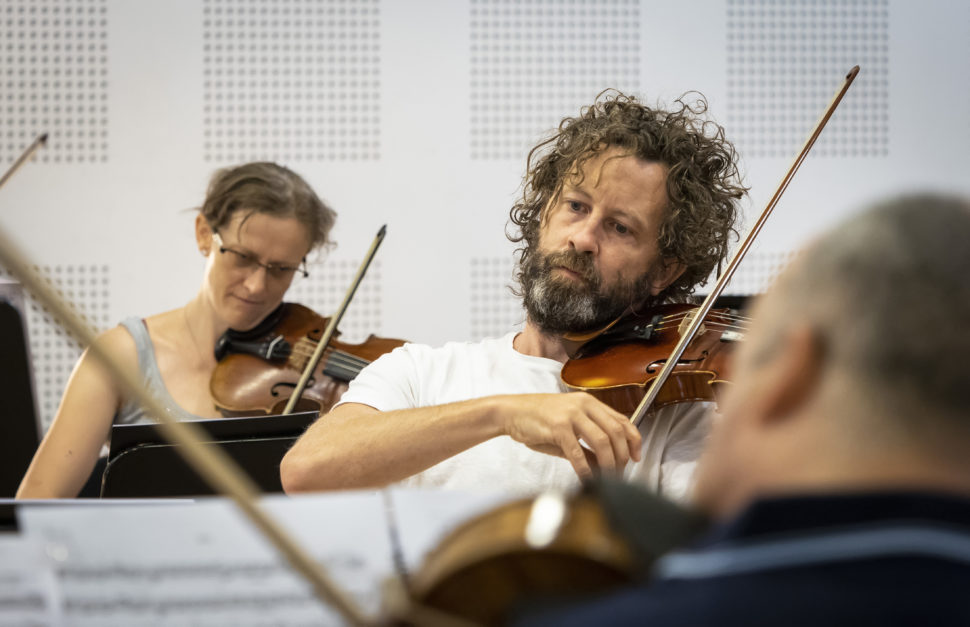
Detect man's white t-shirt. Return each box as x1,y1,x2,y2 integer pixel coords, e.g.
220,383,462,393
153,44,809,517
337,332,712,502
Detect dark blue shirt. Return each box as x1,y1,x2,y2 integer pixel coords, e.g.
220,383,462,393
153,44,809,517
516,492,970,626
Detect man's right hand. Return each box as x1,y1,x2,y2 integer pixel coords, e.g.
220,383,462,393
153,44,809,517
499,392,642,479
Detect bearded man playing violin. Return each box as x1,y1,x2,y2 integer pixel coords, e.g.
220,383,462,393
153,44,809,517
282,92,745,499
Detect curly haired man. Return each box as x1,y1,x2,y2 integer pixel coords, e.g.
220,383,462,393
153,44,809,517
282,92,746,499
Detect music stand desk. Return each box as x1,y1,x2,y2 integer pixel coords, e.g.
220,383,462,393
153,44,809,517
102,411,318,498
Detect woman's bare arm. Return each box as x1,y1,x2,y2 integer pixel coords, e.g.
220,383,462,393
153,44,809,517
16,326,135,498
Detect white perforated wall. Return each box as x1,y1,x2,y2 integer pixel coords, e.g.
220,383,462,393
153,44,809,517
285,258,384,344
1,0,109,164
726,0,890,158
470,0,640,160
202,0,381,162
469,256,524,340
0,265,110,429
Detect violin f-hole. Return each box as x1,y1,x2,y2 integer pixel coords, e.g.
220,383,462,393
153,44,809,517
271,379,316,398
645,353,708,374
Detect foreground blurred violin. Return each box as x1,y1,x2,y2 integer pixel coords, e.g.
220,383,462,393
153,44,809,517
210,225,406,416
562,65,859,428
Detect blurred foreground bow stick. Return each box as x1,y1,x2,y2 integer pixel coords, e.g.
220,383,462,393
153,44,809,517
628,66,860,427
0,133,47,189
0,135,368,626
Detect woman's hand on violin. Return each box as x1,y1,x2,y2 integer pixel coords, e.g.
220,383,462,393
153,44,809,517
500,392,641,479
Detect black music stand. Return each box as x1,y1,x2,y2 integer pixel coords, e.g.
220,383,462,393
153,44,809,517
0,281,41,497
101,411,318,498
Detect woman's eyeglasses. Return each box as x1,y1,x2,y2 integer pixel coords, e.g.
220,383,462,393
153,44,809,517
212,231,308,282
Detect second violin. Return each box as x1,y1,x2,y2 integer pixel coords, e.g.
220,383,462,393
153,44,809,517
210,302,405,416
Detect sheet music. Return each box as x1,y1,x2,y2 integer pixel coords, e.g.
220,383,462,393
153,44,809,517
388,488,515,571
14,489,517,626
0,534,62,626
18,494,390,626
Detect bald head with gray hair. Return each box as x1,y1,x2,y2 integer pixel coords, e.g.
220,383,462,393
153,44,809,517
752,193,970,449
694,193,970,518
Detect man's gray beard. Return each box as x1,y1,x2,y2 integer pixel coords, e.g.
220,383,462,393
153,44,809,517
521,248,655,335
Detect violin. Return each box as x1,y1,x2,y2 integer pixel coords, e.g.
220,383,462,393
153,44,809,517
397,479,707,625
210,302,406,416
561,302,747,415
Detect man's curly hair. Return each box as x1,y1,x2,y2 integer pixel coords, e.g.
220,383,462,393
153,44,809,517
509,90,746,303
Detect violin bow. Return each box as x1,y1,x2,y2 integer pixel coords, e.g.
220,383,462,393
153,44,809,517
0,133,47,190
0,138,370,626
281,224,387,415
628,65,860,428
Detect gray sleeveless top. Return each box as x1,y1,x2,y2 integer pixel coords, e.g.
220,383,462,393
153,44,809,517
114,317,209,425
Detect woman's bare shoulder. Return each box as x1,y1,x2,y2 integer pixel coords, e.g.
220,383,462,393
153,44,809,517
88,321,140,372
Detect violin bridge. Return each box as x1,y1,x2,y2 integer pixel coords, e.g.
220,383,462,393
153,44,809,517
720,329,744,343
678,309,707,337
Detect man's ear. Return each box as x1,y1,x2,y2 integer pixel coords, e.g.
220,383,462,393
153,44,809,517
649,258,687,296
756,324,824,425
195,214,213,256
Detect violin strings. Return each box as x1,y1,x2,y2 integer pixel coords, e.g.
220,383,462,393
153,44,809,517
289,346,370,368
655,310,753,324
652,321,749,335
638,311,751,336
632,314,750,332
290,348,370,371
288,342,371,375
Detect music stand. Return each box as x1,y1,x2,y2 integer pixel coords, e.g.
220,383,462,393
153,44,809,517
0,280,41,497
101,411,318,498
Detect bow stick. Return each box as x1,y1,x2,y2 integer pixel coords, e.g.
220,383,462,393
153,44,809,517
629,65,860,427
282,224,387,415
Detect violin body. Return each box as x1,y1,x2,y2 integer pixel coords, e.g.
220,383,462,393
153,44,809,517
404,492,635,625
561,303,739,416
400,480,707,625
210,303,405,416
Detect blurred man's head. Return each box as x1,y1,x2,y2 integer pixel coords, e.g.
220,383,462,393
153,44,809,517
693,194,970,518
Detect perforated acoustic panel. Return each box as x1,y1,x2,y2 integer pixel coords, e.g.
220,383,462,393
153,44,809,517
285,258,384,344
1,0,109,164
470,0,640,160
0,265,110,430
470,256,525,340
719,249,798,296
726,0,889,158
202,0,381,163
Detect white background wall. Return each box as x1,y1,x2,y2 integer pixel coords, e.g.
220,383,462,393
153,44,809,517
2,0,968,429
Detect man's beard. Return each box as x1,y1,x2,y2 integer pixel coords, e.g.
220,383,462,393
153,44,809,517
521,248,657,335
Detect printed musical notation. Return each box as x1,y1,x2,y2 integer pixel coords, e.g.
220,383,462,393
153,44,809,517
0,534,62,626
8,489,512,626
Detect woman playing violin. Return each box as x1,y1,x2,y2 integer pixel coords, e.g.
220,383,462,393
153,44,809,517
17,162,336,498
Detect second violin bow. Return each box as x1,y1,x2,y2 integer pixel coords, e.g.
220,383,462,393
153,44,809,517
281,224,387,415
